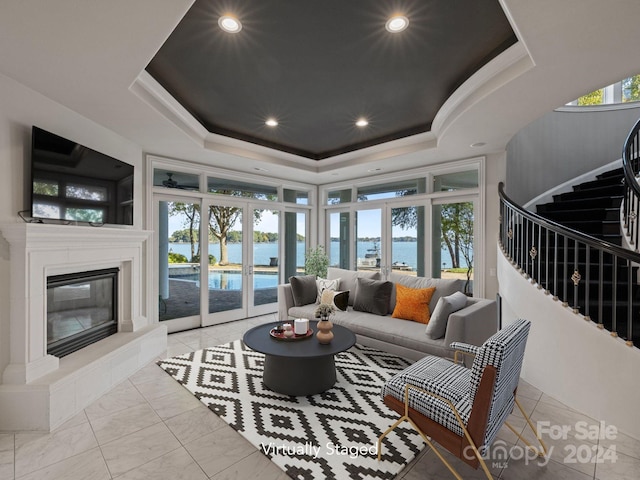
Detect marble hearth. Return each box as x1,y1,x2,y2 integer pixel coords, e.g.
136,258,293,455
0,223,167,431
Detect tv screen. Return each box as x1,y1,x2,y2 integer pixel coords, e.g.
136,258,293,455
30,126,134,225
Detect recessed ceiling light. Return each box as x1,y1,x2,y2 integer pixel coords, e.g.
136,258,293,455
265,118,278,127
386,15,409,33
470,142,486,148
355,118,369,127
367,167,383,172
218,15,242,33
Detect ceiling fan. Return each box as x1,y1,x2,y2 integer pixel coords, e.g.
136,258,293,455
162,172,179,188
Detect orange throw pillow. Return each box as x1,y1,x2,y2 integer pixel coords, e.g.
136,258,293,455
392,284,436,324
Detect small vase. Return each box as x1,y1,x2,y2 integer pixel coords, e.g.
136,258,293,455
316,318,334,344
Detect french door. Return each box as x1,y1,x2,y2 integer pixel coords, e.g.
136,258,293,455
198,198,283,325
155,195,283,331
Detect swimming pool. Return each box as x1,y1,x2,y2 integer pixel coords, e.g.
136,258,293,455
173,271,278,290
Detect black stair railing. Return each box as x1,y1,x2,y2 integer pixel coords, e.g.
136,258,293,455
499,182,640,348
622,118,640,251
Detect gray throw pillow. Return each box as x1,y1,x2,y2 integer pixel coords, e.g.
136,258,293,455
353,277,393,316
289,275,318,306
426,291,468,339
328,267,380,306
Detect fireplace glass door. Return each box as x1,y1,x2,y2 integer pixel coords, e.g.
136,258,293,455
47,268,118,357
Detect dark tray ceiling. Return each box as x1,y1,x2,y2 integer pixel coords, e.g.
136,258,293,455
146,0,516,160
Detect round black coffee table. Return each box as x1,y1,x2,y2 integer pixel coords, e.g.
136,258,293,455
242,320,356,396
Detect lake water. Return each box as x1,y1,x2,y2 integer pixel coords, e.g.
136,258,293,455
168,241,459,270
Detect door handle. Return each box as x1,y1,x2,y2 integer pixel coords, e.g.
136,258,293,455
248,265,254,275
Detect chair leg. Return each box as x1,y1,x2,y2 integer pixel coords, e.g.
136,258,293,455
378,384,495,480
377,414,467,480
504,396,548,457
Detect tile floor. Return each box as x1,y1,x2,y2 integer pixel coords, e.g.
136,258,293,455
1,314,639,480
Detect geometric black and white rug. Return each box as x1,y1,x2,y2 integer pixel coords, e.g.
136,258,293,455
157,340,425,480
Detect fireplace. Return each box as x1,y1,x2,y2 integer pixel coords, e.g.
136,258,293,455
0,223,167,432
47,268,119,358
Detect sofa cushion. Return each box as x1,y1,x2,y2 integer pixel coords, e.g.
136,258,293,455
392,284,436,324
426,291,469,339
287,304,451,357
328,267,380,305
388,273,464,314
316,277,340,303
320,289,349,311
353,277,393,315
289,275,318,306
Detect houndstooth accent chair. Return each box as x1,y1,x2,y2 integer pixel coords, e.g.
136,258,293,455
378,318,545,479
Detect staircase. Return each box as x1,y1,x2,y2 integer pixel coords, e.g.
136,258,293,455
536,168,625,244
533,168,639,344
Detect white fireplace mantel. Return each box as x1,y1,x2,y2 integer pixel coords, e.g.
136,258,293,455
0,223,167,431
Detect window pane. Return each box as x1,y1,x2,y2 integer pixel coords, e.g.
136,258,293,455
577,89,604,106
65,184,107,201
327,189,352,205
159,201,201,321
284,211,306,280
434,171,478,192
153,169,200,191
253,209,279,306
32,202,60,219
207,203,243,313
33,179,58,196
391,205,424,277
356,209,381,272
207,177,277,200
66,208,105,223
357,179,426,201
329,211,350,269
622,75,640,103
283,188,309,205
433,202,474,295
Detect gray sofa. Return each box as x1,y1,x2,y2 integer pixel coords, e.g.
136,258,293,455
277,267,498,361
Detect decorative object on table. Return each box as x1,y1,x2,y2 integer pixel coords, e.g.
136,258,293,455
282,323,294,338
314,303,335,344
269,324,313,341
294,318,309,335
157,340,420,480
304,245,329,278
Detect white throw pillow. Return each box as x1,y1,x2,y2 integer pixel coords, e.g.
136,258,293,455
425,291,468,339
316,277,340,303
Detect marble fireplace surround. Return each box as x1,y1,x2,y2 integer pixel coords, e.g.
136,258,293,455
0,223,167,431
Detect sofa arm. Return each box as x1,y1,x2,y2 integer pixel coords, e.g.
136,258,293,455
443,298,498,349
277,283,295,320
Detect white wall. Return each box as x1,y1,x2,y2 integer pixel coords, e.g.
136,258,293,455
498,246,640,441
506,105,640,205
0,72,145,377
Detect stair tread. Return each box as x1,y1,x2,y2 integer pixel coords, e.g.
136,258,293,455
597,168,624,179
574,176,624,190
537,196,623,211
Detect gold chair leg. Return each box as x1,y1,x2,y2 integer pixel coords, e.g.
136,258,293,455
378,384,494,480
377,414,465,480
504,396,548,457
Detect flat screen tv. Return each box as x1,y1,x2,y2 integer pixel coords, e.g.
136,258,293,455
30,126,134,225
